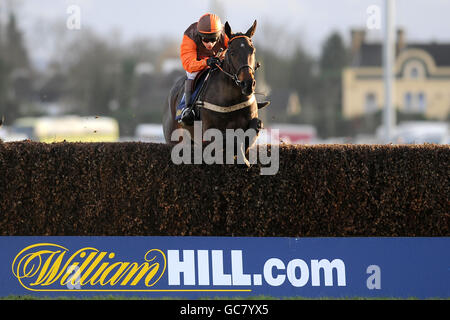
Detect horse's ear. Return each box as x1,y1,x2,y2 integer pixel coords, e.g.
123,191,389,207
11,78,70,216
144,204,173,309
245,20,257,38
224,21,233,39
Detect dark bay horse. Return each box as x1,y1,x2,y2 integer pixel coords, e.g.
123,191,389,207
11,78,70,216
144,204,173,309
163,20,266,163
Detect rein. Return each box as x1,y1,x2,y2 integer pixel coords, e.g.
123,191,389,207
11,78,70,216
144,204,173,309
215,64,253,87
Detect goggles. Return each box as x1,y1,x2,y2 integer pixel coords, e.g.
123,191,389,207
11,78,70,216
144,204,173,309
201,36,218,43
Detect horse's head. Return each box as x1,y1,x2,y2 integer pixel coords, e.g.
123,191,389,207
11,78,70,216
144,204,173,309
224,20,257,96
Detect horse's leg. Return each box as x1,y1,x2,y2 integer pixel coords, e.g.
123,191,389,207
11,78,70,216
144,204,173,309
239,140,251,167
247,117,263,148
163,78,185,144
243,117,264,166
163,100,175,144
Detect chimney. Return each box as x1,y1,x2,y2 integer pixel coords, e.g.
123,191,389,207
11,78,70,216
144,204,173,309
397,29,406,52
351,29,366,55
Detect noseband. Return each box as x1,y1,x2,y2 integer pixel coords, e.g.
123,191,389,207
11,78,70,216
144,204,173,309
215,35,255,87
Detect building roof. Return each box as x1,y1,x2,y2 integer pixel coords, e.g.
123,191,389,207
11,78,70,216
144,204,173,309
352,42,450,67
409,43,450,66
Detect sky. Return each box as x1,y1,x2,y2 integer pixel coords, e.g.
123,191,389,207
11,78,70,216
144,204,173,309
3,0,450,68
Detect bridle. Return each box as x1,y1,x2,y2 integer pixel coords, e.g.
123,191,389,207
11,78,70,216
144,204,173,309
192,35,260,115
215,35,256,87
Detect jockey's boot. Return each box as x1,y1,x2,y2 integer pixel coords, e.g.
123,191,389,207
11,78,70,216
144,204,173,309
180,79,196,126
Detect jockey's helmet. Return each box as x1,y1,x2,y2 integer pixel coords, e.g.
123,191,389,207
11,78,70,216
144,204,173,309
197,13,222,40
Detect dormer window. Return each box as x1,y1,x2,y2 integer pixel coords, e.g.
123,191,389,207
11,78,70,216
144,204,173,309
404,60,425,79
410,67,419,78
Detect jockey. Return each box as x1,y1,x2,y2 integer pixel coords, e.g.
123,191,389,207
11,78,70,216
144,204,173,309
179,13,229,125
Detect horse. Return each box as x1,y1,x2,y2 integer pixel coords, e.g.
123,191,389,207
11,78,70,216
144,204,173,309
163,20,267,164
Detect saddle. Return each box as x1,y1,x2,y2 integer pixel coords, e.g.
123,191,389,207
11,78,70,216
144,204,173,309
175,68,270,122
192,68,210,91
175,70,209,122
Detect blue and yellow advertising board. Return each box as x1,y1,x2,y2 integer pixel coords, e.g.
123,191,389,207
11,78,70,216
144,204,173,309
0,237,448,298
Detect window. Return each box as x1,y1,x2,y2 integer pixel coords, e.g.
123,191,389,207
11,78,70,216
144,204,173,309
404,92,426,113
417,92,426,111
404,92,413,111
365,92,377,113
404,60,425,80
410,67,419,79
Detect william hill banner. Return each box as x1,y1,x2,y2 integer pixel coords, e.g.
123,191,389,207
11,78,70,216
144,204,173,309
0,237,448,298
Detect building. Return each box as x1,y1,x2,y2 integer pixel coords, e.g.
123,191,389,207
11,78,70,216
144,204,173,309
342,29,450,120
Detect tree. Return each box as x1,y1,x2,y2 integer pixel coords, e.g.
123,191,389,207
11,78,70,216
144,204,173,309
5,12,30,69
314,31,349,138
0,11,32,123
0,20,6,114
289,45,315,97
62,30,122,116
59,29,168,136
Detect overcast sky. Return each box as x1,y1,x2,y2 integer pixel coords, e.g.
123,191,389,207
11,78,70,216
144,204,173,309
4,0,450,67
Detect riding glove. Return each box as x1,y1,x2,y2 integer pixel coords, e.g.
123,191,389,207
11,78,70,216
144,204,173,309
206,57,221,69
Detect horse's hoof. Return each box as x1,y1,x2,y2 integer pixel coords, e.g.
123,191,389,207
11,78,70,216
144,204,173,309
243,157,251,168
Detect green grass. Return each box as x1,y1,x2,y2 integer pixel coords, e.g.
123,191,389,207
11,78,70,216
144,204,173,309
1,294,445,300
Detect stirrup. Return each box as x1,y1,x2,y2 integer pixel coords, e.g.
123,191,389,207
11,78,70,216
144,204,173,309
257,101,270,110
